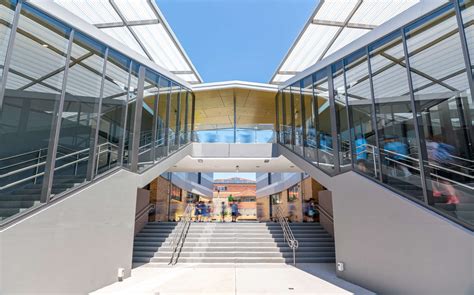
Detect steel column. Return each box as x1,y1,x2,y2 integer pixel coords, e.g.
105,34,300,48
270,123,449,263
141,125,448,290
342,60,355,169
164,81,171,155
402,29,433,205
151,75,160,163
175,88,181,148
86,47,109,181
191,92,195,142
366,47,384,181
233,89,237,143
40,29,75,203
130,65,146,172
299,81,306,156
275,91,280,143
312,74,321,167
183,91,189,143
0,0,22,111
327,66,341,174
118,61,133,166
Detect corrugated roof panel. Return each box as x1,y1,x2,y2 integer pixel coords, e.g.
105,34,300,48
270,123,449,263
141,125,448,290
351,0,418,26
324,27,370,57
114,0,156,22
314,0,359,22
54,0,120,25
100,26,147,57
281,25,339,72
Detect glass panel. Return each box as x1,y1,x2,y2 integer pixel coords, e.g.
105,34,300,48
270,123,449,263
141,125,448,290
168,83,180,152
332,61,351,171
278,91,284,143
52,32,106,195
370,30,423,201
302,76,318,164
345,48,377,178
185,91,192,143
406,4,474,226
138,69,159,170
0,0,16,80
282,87,293,149
460,0,474,74
178,88,187,145
314,68,334,173
155,76,169,161
124,62,140,168
235,88,276,143
292,82,303,155
96,49,131,176
0,3,71,219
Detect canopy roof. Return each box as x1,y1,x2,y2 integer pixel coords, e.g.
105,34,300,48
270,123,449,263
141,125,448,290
52,0,202,84
270,0,419,84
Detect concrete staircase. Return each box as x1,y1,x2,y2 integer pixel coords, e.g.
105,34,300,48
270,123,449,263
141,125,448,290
133,222,335,265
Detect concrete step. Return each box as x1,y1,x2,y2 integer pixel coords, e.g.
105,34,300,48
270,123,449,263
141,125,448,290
134,246,336,253
135,232,332,239
133,241,335,248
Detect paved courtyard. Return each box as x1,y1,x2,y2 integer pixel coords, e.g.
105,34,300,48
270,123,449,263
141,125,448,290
91,263,374,295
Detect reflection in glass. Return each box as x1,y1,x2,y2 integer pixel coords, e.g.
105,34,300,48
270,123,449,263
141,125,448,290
332,61,351,171
406,3,474,224
0,3,71,218
370,30,422,201
314,68,334,173
345,48,377,178
96,49,131,176
53,31,106,195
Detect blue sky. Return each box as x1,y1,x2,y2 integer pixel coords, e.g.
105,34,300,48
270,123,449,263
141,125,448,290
156,0,317,83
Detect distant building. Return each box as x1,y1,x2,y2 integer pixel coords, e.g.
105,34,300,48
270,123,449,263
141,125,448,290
213,177,257,220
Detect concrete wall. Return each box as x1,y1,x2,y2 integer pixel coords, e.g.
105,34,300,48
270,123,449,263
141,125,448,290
331,172,474,294
278,146,473,294
0,170,139,294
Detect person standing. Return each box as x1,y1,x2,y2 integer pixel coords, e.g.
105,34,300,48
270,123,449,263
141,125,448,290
231,202,239,222
220,201,226,222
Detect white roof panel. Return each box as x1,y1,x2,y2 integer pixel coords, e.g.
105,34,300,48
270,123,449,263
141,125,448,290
271,0,419,84
52,0,202,84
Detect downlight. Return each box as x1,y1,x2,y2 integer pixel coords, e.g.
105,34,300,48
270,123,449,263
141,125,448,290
198,159,203,163
264,159,270,163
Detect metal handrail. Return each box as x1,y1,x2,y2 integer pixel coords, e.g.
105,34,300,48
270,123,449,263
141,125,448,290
275,205,298,266
168,204,193,265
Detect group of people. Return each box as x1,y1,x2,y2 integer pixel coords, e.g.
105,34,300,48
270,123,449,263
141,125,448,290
193,201,240,222
193,201,212,222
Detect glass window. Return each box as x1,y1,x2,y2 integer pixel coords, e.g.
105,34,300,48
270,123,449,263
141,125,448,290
302,76,317,164
235,88,276,143
124,62,140,168
185,91,193,143
0,0,16,80
332,61,351,171
0,3,71,216
314,68,334,173
178,88,187,145
277,91,284,143
96,49,131,176
155,76,169,161
370,30,423,201
52,31,106,195
282,87,293,149
406,3,474,226
168,83,180,152
345,48,377,179
292,82,303,155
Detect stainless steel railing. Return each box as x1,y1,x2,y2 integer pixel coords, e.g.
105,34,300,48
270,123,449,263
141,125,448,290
275,205,298,266
168,204,194,265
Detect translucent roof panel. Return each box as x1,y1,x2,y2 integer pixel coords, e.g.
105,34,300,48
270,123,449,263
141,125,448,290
271,0,419,84
52,0,202,84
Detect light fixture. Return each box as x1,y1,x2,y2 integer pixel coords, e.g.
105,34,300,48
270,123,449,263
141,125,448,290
42,44,48,48
290,165,295,168
198,159,203,163
264,159,270,163
256,166,260,168
236,165,239,173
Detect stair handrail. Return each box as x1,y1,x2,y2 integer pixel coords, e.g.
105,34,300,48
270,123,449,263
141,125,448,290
275,205,298,266
168,203,193,265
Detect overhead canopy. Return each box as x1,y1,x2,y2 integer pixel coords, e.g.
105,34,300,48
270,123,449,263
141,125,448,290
270,0,419,84
52,0,202,84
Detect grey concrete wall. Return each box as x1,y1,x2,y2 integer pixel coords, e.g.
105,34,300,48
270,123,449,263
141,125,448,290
0,169,139,294
134,188,151,236
330,172,474,295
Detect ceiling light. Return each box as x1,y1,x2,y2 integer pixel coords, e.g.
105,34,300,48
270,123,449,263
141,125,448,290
42,44,48,48
264,159,270,163
290,165,295,168
236,165,240,173
256,166,260,168
198,159,203,163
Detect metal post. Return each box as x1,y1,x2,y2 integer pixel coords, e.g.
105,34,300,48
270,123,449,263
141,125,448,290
151,75,160,163
275,91,280,143
328,66,341,174
299,80,306,156
86,47,108,181
175,88,181,148
130,65,146,172
164,81,171,155
402,29,433,205
312,74,321,167
183,91,189,144
0,0,22,111
290,86,296,149
191,92,195,142
118,61,133,166
366,47,384,181
40,29,75,203
342,60,355,169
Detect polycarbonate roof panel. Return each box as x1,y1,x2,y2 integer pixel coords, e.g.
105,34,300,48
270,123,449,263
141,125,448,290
271,0,419,84
52,0,202,84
